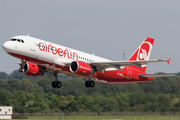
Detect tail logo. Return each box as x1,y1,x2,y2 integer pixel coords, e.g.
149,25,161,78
137,42,152,61
139,49,147,60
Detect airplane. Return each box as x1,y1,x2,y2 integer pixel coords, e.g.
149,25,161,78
2,35,175,88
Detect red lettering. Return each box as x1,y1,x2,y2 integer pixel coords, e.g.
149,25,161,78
58,48,63,56
68,49,72,59
38,42,79,60
48,44,52,52
39,42,44,51
64,48,68,58
52,46,57,55
44,43,47,52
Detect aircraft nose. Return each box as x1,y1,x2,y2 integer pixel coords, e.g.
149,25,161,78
2,41,11,52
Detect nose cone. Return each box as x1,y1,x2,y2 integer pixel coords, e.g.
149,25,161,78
3,41,11,52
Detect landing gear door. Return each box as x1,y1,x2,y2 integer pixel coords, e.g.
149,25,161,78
30,39,36,51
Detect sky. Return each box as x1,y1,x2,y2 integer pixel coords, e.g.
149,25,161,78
0,0,180,74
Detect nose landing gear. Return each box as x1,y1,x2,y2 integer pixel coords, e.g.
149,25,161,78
19,59,26,73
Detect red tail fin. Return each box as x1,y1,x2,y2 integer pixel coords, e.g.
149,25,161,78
128,37,154,72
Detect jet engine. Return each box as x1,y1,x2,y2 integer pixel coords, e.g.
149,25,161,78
19,62,42,77
69,61,94,75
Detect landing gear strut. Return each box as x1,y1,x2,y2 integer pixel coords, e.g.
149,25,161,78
52,72,62,88
85,75,95,88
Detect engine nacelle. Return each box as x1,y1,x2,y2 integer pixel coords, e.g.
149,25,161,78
69,61,94,75
19,62,41,77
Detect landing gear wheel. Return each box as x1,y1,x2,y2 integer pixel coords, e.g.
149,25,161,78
85,81,90,88
56,81,62,88
52,81,56,88
52,72,62,89
89,81,95,87
85,80,95,88
19,68,25,73
19,68,22,72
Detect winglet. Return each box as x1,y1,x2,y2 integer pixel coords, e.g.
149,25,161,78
166,58,171,64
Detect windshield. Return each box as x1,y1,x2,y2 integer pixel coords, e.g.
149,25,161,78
11,39,24,43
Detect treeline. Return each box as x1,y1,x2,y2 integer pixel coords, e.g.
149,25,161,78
0,70,180,113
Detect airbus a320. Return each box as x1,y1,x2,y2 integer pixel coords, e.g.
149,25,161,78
2,35,175,88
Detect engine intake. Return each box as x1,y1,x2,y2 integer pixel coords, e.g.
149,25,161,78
70,61,94,75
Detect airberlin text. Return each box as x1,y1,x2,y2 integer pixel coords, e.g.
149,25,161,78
38,42,78,61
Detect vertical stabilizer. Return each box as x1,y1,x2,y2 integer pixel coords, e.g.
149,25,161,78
128,37,154,72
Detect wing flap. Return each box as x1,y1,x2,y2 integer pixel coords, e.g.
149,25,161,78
138,74,176,78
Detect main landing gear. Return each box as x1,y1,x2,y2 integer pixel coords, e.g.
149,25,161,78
52,72,62,88
85,75,95,88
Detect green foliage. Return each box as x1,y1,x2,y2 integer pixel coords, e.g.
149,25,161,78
0,72,8,80
0,91,11,106
0,71,180,113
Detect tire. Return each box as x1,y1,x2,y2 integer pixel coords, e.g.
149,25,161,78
52,81,56,88
19,68,22,73
85,81,90,88
56,81,62,88
90,81,95,88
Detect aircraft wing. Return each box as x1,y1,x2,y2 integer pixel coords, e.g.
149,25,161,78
138,74,176,78
91,59,170,71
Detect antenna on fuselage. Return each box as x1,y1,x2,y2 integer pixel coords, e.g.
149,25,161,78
123,51,125,60
27,34,30,36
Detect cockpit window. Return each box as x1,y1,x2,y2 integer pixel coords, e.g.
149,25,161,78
21,40,24,43
11,39,17,41
10,39,25,43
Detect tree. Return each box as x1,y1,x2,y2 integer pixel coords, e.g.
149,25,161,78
8,78,22,92
0,72,8,80
12,91,27,106
158,94,171,112
0,91,11,106
0,79,8,91
115,92,130,111
21,78,34,93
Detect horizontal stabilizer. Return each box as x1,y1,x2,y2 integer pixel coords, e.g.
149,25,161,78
138,74,176,78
